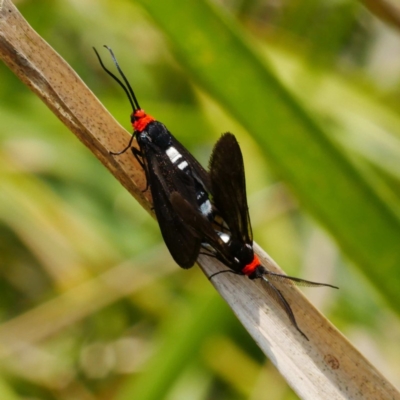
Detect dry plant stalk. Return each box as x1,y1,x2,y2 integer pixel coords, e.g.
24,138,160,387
0,1,399,399
361,0,400,32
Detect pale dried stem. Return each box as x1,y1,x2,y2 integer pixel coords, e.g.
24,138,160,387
361,0,400,32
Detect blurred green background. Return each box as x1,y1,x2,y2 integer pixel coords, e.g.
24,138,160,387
1,0,400,399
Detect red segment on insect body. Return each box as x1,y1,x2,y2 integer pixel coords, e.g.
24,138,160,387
132,109,155,132
242,255,261,276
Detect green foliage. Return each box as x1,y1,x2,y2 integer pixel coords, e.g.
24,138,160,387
0,0,399,399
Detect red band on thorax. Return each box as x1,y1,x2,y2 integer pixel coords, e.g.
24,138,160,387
132,110,155,132
242,255,260,276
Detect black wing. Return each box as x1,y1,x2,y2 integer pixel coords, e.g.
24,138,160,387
170,191,237,269
209,133,252,244
141,145,202,269
169,135,212,195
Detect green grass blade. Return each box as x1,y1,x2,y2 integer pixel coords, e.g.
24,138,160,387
134,0,400,310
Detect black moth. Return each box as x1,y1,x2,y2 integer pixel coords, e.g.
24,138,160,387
94,46,214,268
171,133,338,340
94,47,337,339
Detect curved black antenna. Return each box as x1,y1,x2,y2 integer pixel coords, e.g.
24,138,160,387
103,46,141,111
264,271,339,289
92,47,137,112
259,276,309,340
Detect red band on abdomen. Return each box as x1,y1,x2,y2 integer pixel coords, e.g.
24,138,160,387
242,255,260,276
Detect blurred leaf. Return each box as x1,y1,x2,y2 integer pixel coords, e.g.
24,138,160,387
0,378,19,400
117,290,229,400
